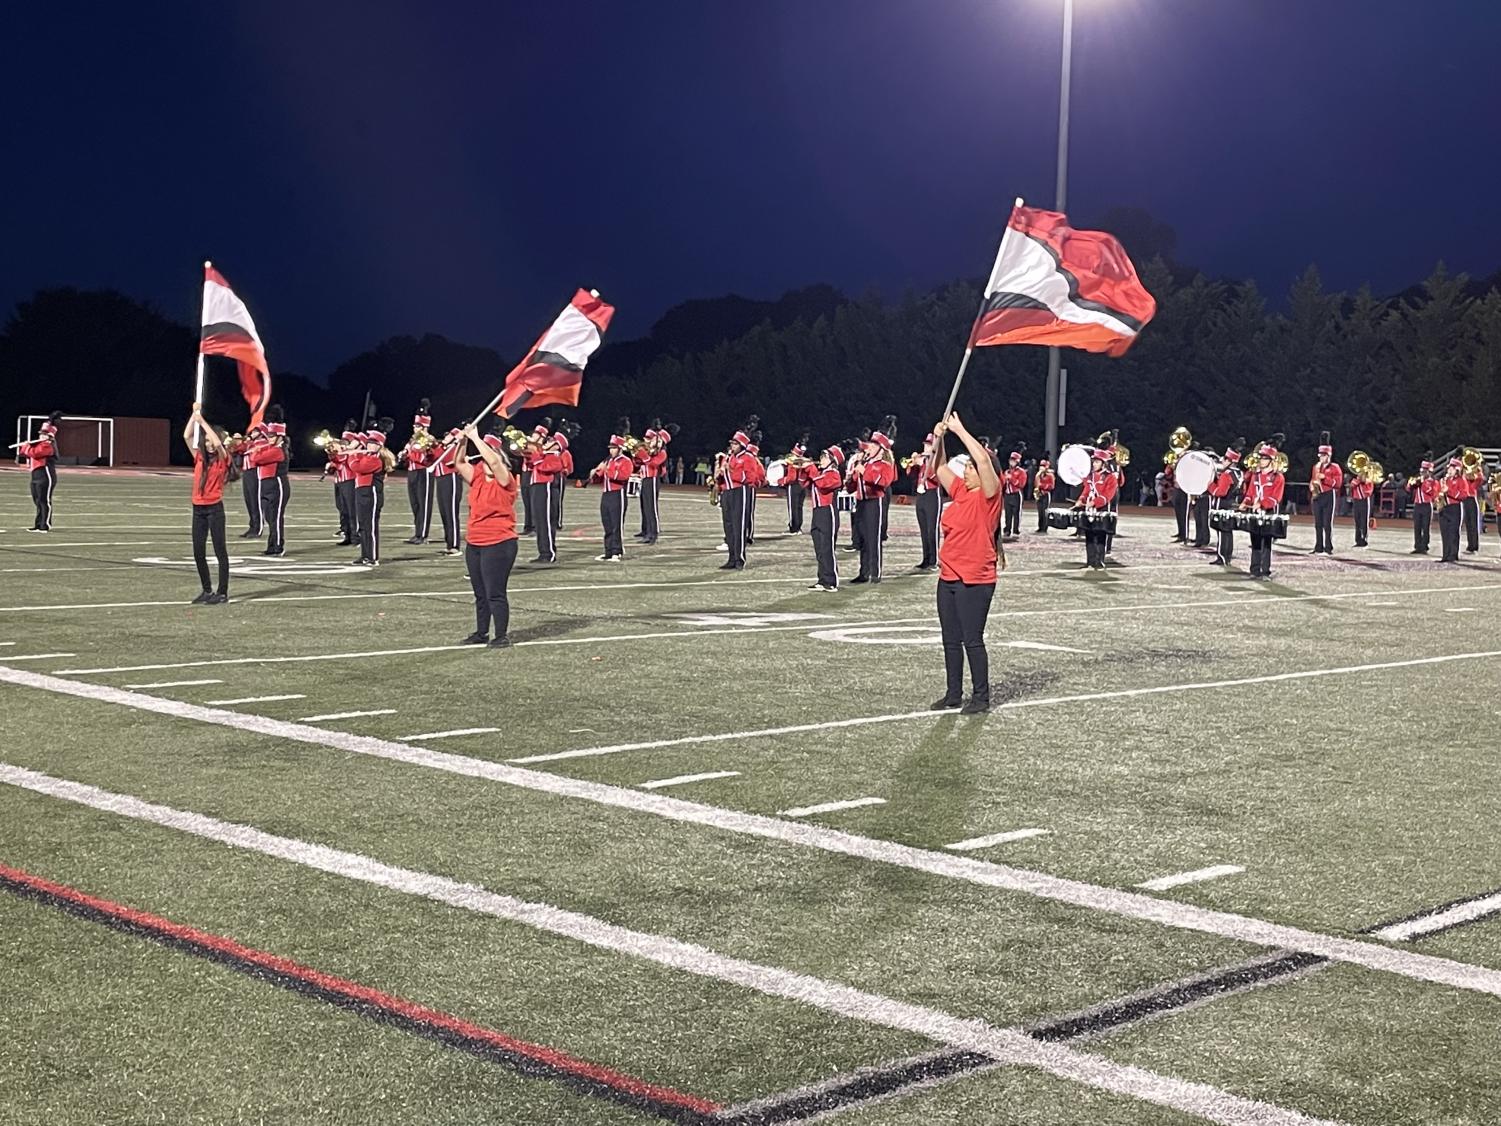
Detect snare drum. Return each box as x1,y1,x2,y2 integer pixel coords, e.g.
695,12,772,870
1209,510,1238,534
1079,509,1118,536
835,492,857,513
1245,511,1288,540
1045,508,1076,530
626,475,642,498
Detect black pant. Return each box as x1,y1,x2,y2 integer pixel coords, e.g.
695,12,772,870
639,476,660,541
850,496,864,553
259,475,289,553
1172,491,1188,539
1250,532,1275,576
530,481,557,560
1192,493,1210,546
465,538,518,638
600,489,626,558
355,481,383,561
1085,527,1109,568
551,476,565,529
1035,494,1050,533
1212,499,1234,562
786,482,805,532
407,471,433,540
435,474,463,549
937,579,994,701
1352,497,1370,546
722,485,748,567
1412,502,1431,553
191,502,229,594
880,492,890,542
855,497,883,580
748,488,758,544
335,479,355,541
1439,503,1461,561
811,505,837,587
30,464,56,529
1312,491,1335,552
915,488,941,566
1462,495,1481,552
241,472,261,534
1003,492,1021,537
521,473,536,531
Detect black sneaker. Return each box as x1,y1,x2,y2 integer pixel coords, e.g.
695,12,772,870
460,632,489,645
930,695,962,710
239,530,259,539
190,591,213,604
488,636,511,649
205,592,230,605
717,562,737,570
960,695,991,715
850,576,869,584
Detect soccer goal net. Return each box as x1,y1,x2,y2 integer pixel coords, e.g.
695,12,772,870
13,415,116,466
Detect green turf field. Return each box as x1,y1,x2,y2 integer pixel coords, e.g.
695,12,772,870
1,467,1499,1125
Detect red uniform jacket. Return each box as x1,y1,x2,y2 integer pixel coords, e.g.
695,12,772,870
346,451,384,488
402,442,435,471
430,442,458,478
1310,462,1343,495
806,465,842,508
851,458,896,500
1034,469,1056,497
560,449,574,477
526,449,563,485
1078,470,1117,509
597,453,634,492
248,441,286,481
1348,477,1374,501
1408,477,1440,505
1002,466,1027,494
1244,470,1285,511
19,438,56,471
1207,467,1239,500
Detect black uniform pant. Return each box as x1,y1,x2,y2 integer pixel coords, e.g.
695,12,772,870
810,505,838,588
1250,532,1275,576
850,497,864,552
436,474,463,550
259,474,289,553
1352,497,1370,546
530,482,557,560
639,476,660,541
355,480,383,562
1312,491,1335,552
747,488,758,544
880,492,890,541
466,538,518,639
241,471,262,534
1212,501,1234,562
855,498,883,581
937,579,994,701
786,482,805,532
1003,492,1022,537
407,471,433,540
521,474,536,531
191,502,229,595
30,464,56,530
1462,495,1481,552
1412,502,1431,553
722,486,748,567
1439,503,1461,561
1192,493,1210,546
1172,491,1189,540
600,489,626,559
335,479,355,541
1035,494,1051,532
551,477,565,529
915,488,942,567
1085,527,1109,568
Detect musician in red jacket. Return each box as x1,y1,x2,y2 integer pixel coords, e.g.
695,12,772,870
17,412,61,532
805,446,845,591
849,429,897,584
1455,460,1482,554
1406,456,1438,554
911,432,943,570
1348,467,1375,548
247,417,289,557
400,401,437,545
1033,455,1056,534
345,428,388,566
715,430,753,568
592,432,635,561
551,427,575,533
1438,458,1465,563
1309,432,1341,554
1206,443,1244,564
635,425,670,545
1240,443,1286,579
431,427,464,555
525,435,564,563
744,440,766,545
1001,450,1027,539
1072,450,1118,570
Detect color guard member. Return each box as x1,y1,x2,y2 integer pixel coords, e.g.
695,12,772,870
17,412,61,532
806,445,845,591
183,406,235,604
453,425,519,648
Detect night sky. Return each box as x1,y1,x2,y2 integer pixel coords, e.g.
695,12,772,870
6,0,1500,376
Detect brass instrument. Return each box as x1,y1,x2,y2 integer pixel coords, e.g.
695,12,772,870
708,450,726,506
1461,447,1485,481
411,429,439,451
1163,426,1191,467
1115,443,1131,468
1345,450,1369,479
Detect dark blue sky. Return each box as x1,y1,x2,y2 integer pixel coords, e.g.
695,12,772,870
6,0,1500,375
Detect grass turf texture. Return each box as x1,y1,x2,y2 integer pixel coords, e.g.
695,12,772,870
1,467,1500,1124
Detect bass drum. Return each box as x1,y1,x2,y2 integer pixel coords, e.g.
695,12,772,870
1175,450,1216,496
765,459,789,487
1058,444,1093,486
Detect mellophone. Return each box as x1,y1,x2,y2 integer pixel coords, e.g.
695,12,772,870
1209,510,1289,539
1046,508,1118,534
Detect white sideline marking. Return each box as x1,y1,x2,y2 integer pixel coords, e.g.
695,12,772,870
639,770,741,790
1138,865,1245,892
1367,602,1399,607
514,648,1501,764
0,541,154,547
779,797,887,818
1,653,76,662
300,709,398,722
1374,893,1501,942
205,694,306,706
0,641,14,646
5,668,1501,1007
402,727,501,741
946,829,1051,851
0,762,1334,1126
1000,641,1091,654
126,679,224,689
1443,607,1477,613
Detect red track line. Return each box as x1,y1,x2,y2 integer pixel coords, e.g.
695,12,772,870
0,862,721,1118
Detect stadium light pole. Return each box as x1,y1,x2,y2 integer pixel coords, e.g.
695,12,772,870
1043,0,1074,460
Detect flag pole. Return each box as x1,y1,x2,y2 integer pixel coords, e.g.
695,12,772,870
941,199,1023,419
191,259,210,449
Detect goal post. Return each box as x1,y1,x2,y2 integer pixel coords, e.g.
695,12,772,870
14,415,115,467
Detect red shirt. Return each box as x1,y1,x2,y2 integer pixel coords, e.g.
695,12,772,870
19,438,56,471
431,441,458,478
526,449,563,485
806,465,842,508
1244,470,1284,511
637,448,668,479
1448,474,1477,500
248,441,286,480
1311,461,1343,494
1078,470,1117,509
1034,469,1056,495
1002,466,1027,494
346,451,384,489
851,457,896,499
1349,477,1374,501
599,453,634,492
1409,477,1440,504
939,479,1002,584
466,470,518,545
1207,466,1239,499
191,450,231,505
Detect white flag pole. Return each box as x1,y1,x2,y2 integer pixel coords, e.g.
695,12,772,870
941,200,1023,419
191,259,210,450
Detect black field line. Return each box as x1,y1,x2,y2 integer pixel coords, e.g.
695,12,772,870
1,666,1500,1010
0,763,1332,1126
1364,885,1501,942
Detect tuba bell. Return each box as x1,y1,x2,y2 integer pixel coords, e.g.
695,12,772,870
1345,450,1369,478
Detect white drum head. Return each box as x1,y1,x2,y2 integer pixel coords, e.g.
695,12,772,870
1058,444,1092,486
1176,450,1216,495
766,459,788,486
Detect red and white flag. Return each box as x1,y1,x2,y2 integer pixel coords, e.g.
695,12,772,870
200,264,271,428
970,205,1156,357
495,289,615,419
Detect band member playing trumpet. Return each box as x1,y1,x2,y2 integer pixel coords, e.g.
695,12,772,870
400,401,437,545
525,431,564,563
453,424,518,648
1309,432,1341,554
1073,449,1118,570
1439,457,1464,563
848,427,897,584
247,406,290,557
1033,455,1056,534
551,422,576,533
1407,455,1438,554
745,437,765,545
432,426,465,555
911,432,943,569
1241,441,1285,579
326,421,359,545
591,432,635,562
635,423,670,544
237,421,264,538
806,445,845,591
183,406,236,604
931,411,1001,714
786,432,811,533
717,427,757,569
17,411,61,532
520,417,551,533
346,424,389,566
1001,449,1026,539
1207,443,1244,564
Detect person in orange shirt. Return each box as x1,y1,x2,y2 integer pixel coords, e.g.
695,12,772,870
16,411,62,532
452,423,518,647
182,406,238,604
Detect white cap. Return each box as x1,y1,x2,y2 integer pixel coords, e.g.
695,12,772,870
946,454,971,476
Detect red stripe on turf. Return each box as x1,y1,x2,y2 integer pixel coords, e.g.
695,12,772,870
0,862,721,1116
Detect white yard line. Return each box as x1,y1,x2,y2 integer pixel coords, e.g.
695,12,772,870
1137,865,1246,892
0,761,1335,1126
638,770,742,790
0,541,155,547
1443,607,1477,613
4,667,1501,1006
1,653,76,662
1000,641,1091,653
946,829,1051,851
401,727,501,741
779,797,886,818
300,709,398,722
513,648,1501,764
125,678,224,689
1373,892,1501,942
204,694,307,706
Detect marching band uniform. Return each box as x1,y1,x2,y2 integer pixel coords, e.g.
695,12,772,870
1439,459,1464,563
1242,448,1285,579
745,443,765,545
1033,459,1056,533
1407,461,1438,554
912,436,943,569
552,432,573,531
806,447,845,590
636,430,668,544
594,436,634,561
248,424,289,556
1457,469,1481,554
715,449,735,553
1207,448,1242,564
401,410,436,544
526,440,564,563
1076,458,1117,570
332,428,359,546
786,442,808,533
347,430,386,566
432,429,464,555
1191,458,1211,548
719,437,757,569
1310,443,1342,554
1001,453,1026,538
18,420,59,532
850,434,897,584
520,423,546,533
1168,462,1188,542
238,424,264,538
1349,472,1374,548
